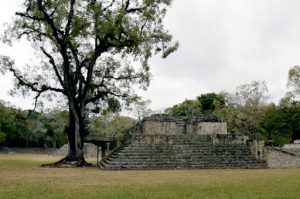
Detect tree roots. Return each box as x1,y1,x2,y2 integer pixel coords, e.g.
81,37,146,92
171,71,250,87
41,156,92,168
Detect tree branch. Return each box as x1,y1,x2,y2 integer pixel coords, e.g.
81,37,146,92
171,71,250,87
40,47,65,89
85,90,108,104
37,0,63,43
126,7,146,13
104,0,116,11
81,41,109,101
65,0,76,35
124,0,130,10
16,12,44,21
10,66,62,93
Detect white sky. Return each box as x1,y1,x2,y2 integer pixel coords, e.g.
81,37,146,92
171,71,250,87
1,0,300,111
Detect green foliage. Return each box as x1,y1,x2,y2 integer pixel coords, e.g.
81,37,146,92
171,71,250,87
89,112,136,140
1,0,178,114
214,81,269,139
126,97,152,120
165,99,202,116
198,93,225,114
165,78,300,145
165,93,226,117
41,110,68,148
260,95,300,145
0,132,6,144
1,1,177,156
288,65,300,95
0,100,67,148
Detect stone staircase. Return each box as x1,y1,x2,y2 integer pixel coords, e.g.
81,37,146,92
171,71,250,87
100,134,266,169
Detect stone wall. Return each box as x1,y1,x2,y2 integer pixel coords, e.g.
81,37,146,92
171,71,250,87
198,122,227,135
281,143,300,155
249,140,265,160
265,147,300,168
143,120,178,134
142,114,227,135
212,134,249,145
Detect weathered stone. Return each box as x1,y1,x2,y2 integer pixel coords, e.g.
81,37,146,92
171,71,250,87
294,140,300,144
142,114,227,135
100,114,266,169
265,147,300,168
249,140,265,160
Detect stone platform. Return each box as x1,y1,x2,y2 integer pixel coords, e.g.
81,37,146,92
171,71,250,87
100,114,266,169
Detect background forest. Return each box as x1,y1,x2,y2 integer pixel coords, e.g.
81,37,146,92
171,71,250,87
2,66,300,148
0,102,135,149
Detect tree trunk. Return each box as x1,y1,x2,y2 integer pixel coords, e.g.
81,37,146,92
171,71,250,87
42,103,90,167
66,109,84,161
52,138,56,150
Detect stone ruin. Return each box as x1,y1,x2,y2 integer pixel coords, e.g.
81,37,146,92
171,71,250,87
100,114,266,169
264,140,300,168
141,114,227,135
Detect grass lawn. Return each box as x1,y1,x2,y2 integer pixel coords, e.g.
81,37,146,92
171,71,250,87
0,154,300,199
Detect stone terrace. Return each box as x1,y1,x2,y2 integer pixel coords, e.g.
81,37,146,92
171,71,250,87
100,114,266,169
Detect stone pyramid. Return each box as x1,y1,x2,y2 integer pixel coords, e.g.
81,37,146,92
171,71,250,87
100,114,266,169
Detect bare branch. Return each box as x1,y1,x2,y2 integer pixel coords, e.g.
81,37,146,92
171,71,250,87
65,0,76,35
85,89,125,105
85,90,108,104
126,7,146,13
104,0,116,11
124,0,130,10
16,12,44,21
103,74,140,81
123,0,146,14
40,47,65,89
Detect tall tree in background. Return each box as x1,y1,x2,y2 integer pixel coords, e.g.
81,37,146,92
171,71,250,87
0,0,178,166
288,65,300,96
165,99,202,116
215,81,269,138
198,93,225,114
126,98,152,121
0,101,14,146
260,95,300,145
165,93,225,117
89,112,136,140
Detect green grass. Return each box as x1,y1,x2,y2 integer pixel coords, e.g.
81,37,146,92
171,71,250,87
0,154,300,199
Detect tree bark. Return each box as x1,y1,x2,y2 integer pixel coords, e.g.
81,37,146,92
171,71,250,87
66,107,84,161
42,104,90,167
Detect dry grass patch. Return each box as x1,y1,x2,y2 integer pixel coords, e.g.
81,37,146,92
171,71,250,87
0,154,300,199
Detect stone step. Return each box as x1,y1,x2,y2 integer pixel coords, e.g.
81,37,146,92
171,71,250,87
101,162,266,170
103,161,265,166
101,133,266,169
107,155,262,161
118,149,253,155
106,154,259,160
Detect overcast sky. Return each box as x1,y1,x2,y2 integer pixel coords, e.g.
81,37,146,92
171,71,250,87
1,0,300,112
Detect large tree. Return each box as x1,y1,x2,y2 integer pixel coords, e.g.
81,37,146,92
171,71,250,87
165,99,202,116
288,65,300,97
0,0,178,166
198,93,225,114
215,81,269,138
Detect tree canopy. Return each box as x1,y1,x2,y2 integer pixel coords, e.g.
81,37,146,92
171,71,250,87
198,93,225,114
216,81,269,139
165,93,225,117
0,0,178,166
0,100,68,148
165,99,202,116
288,65,300,96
